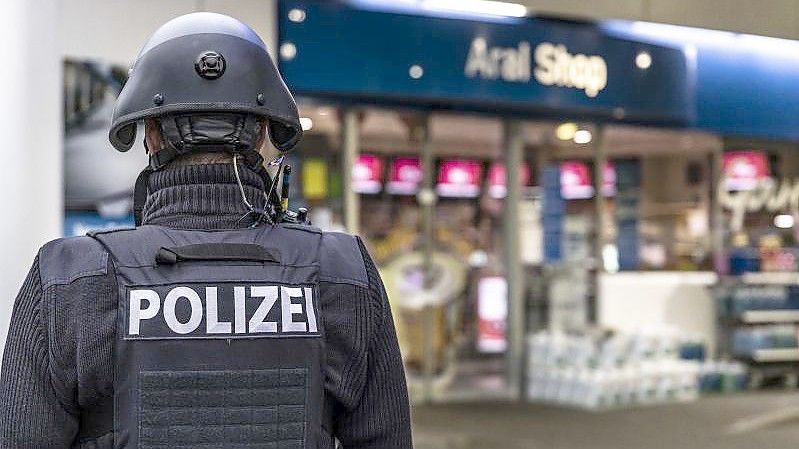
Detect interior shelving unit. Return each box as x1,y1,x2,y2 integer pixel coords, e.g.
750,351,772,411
716,274,799,389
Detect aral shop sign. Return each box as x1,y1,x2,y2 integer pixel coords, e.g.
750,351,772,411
279,0,693,125
720,178,799,231
464,38,608,98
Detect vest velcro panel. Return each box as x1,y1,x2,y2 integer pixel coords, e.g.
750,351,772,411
139,369,306,449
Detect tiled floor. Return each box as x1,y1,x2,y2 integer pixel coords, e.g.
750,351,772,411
412,392,799,449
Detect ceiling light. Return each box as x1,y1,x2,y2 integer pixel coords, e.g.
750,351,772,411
635,51,652,69
409,64,424,79
317,107,332,116
279,42,297,61
556,122,578,141
287,8,306,23
422,0,527,18
774,214,794,229
573,129,592,144
300,117,313,131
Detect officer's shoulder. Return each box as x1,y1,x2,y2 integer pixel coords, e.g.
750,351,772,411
318,230,368,288
38,235,109,289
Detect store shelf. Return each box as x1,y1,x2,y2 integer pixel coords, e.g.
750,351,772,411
740,310,799,323
751,348,799,363
740,272,799,285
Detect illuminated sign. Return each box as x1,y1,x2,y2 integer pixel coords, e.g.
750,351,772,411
477,276,508,353
722,151,770,191
387,157,423,195
437,159,482,198
560,161,616,200
281,1,692,125
352,154,384,194
487,162,531,198
720,177,799,231
465,38,608,98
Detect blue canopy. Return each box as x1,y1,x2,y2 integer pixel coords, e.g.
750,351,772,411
279,0,799,141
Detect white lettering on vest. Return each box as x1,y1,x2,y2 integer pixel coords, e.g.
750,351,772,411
250,286,279,333
281,286,307,333
129,289,160,335
205,287,232,334
163,287,203,334
127,284,318,338
234,286,247,334
304,287,318,333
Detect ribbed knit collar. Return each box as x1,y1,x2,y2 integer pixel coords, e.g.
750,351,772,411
141,163,268,230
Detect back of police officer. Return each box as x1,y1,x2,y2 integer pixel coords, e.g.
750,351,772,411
0,13,412,449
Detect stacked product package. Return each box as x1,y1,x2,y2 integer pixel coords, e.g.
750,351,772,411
527,329,704,410
732,325,798,356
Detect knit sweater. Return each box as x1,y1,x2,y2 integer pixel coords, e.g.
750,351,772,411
0,163,413,449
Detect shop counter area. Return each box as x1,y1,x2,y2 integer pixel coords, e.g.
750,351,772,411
598,271,718,356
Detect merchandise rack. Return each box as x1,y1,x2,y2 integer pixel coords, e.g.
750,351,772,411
715,274,799,389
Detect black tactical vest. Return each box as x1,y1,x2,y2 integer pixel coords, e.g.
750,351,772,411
89,224,329,449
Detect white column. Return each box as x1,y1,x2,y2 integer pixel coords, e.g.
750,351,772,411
0,0,63,357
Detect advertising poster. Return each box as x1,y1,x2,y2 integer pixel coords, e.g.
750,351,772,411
64,60,140,236
477,276,508,353
542,164,564,263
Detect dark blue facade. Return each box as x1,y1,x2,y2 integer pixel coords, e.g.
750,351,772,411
695,47,799,141
602,21,799,141
279,0,799,141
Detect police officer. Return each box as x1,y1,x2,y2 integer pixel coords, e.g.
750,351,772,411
0,13,412,449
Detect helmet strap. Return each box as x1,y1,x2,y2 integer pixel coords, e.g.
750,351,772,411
132,166,153,226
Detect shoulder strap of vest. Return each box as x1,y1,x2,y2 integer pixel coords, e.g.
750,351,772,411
89,226,179,268
319,232,368,287
38,236,109,290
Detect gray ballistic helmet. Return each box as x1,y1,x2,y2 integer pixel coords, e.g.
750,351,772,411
109,12,302,153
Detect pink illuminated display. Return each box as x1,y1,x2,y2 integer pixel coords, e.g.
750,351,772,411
722,151,770,191
436,159,482,198
487,162,532,198
560,161,616,199
352,154,384,194
386,157,423,195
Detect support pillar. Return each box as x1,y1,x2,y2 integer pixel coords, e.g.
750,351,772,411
591,125,608,325
0,0,63,358
341,109,360,234
503,119,525,398
418,114,436,402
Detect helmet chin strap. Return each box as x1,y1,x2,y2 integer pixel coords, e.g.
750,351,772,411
132,166,153,227
132,130,162,226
